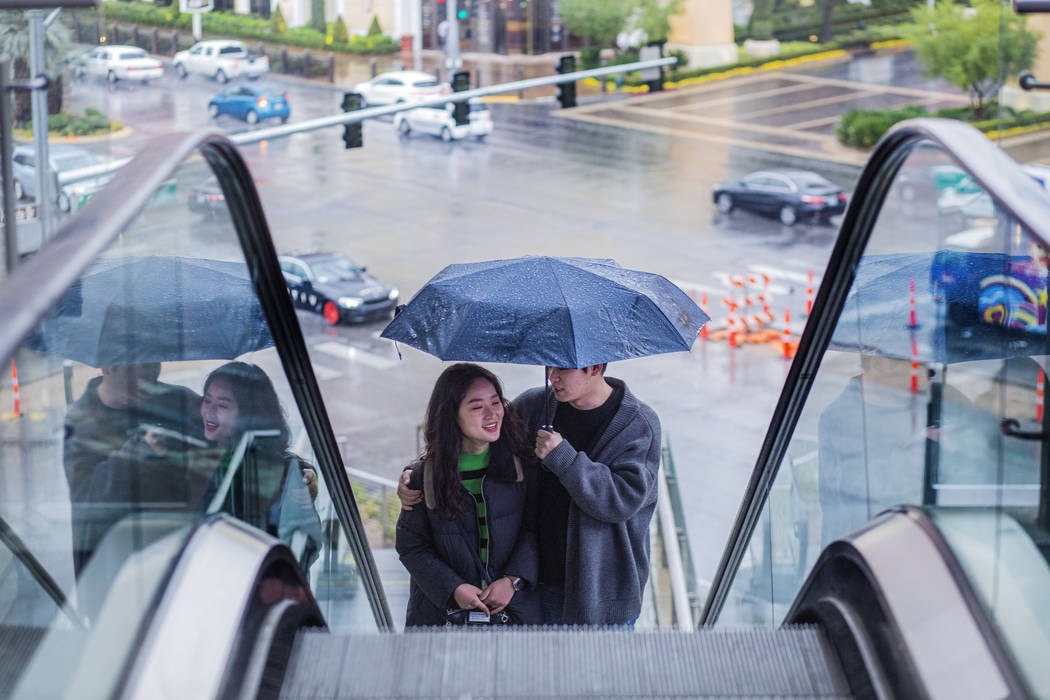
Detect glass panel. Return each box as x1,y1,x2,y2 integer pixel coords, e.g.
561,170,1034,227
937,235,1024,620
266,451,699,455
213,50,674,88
929,509,1050,694
718,140,1050,628
0,152,373,698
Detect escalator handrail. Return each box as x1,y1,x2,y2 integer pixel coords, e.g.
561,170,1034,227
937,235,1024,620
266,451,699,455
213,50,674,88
0,129,393,630
699,117,1050,625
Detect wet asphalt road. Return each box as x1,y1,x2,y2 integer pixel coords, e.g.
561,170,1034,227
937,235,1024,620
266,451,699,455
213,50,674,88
54,51,946,601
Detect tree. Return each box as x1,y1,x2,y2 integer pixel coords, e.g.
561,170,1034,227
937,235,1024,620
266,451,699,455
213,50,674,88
634,0,684,43
0,10,72,125
818,0,841,44
560,0,634,49
748,0,775,41
906,0,1040,120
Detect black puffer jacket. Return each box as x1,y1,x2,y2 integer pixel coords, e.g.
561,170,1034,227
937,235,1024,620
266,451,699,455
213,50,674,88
396,445,540,626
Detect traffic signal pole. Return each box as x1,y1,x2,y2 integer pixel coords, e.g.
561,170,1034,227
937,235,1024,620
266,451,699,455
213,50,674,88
445,0,461,74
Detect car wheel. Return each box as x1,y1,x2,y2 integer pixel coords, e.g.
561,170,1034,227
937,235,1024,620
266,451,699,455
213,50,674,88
107,70,118,84
475,134,486,142
322,301,341,326
215,69,228,84
245,109,259,125
175,63,187,79
398,118,411,135
779,205,798,226
440,126,452,143
208,103,219,118
58,192,71,213
13,179,24,201
716,193,734,214
280,115,289,124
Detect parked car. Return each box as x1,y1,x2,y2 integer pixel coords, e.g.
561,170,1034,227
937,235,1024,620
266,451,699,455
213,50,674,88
187,176,226,215
11,143,113,213
208,82,290,124
75,44,163,84
173,40,268,83
352,70,450,107
279,251,399,325
712,169,848,226
393,97,492,142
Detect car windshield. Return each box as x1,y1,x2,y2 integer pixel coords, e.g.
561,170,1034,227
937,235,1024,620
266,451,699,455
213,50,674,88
219,45,246,55
53,154,98,172
796,174,833,190
120,51,146,60
412,80,439,88
312,258,363,282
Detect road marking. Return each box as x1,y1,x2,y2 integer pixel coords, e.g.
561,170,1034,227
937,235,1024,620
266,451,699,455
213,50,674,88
315,341,399,369
748,264,822,286
712,271,791,296
310,364,343,380
731,90,879,120
621,105,840,143
669,81,829,112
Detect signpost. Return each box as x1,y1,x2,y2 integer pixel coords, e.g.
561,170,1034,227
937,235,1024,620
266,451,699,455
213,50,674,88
179,0,213,41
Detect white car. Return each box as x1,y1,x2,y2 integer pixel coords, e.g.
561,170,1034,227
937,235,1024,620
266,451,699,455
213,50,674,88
393,98,493,142
76,45,163,84
352,70,450,107
173,40,269,83
11,143,113,213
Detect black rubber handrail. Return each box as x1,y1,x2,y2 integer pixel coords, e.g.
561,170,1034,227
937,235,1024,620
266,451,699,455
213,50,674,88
0,130,393,631
699,118,1050,625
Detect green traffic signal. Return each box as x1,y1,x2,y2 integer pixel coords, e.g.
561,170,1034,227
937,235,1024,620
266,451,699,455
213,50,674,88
457,9,467,18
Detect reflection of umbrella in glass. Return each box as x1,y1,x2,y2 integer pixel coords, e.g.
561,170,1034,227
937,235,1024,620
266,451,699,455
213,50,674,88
28,255,274,366
830,251,1044,364
381,256,708,368
380,256,708,423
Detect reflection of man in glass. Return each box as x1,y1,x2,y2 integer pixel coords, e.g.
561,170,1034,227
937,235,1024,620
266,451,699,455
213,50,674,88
63,361,203,575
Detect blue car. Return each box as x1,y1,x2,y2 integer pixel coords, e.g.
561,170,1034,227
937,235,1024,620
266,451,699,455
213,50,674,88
207,82,290,124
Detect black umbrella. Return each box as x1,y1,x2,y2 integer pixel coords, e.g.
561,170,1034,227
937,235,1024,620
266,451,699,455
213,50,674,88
381,255,709,425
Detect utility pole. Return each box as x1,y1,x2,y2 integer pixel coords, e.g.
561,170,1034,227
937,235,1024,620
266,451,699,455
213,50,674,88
1,56,17,275
445,0,461,74
27,9,52,240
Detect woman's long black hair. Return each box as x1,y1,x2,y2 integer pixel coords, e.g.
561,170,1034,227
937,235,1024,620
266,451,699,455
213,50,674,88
204,361,290,456
422,363,527,519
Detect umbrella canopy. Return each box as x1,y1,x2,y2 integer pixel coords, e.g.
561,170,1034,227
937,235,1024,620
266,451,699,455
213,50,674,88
380,256,708,368
28,255,274,366
830,251,1046,364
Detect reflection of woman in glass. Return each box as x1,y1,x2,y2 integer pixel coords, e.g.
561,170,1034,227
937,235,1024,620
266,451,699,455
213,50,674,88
396,363,539,627
200,362,321,568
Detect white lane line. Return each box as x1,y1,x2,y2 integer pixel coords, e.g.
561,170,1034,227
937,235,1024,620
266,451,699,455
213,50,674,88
666,277,730,296
711,270,791,296
748,264,821,286
314,341,399,369
311,364,343,381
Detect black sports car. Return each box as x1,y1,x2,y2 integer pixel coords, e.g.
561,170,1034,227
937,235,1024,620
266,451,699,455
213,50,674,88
712,169,847,226
278,252,399,325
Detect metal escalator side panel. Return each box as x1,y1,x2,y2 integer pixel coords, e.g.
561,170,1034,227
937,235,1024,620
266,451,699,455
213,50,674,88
120,514,322,700
788,507,1024,700
701,118,1050,626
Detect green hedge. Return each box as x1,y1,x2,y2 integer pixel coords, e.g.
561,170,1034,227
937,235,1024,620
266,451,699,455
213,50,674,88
735,0,919,41
620,29,904,86
86,1,397,54
41,107,115,137
836,101,1050,147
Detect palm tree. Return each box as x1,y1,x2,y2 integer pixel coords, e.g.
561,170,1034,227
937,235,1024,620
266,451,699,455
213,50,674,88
0,10,72,125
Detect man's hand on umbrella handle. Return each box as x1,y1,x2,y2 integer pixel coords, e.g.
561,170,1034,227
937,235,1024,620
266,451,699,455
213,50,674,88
398,469,422,510
535,429,563,461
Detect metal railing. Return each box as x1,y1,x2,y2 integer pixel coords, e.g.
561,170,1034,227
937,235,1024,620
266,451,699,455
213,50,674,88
655,436,701,629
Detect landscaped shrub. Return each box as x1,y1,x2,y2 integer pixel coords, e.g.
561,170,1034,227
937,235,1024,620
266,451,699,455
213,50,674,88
269,4,286,33
836,104,926,147
367,15,382,36
48,112,71,131
332,15,349,43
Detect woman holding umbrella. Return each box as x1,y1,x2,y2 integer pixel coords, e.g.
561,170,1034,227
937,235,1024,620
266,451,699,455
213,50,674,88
198,362,323,570
396,363,540,626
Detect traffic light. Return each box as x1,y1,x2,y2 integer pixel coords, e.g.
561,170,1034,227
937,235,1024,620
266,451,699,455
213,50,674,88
341,91,363,149
555,54,576,109
451,70,470,126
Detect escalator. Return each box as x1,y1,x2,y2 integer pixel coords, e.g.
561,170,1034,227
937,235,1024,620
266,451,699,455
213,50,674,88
0,118,1047,699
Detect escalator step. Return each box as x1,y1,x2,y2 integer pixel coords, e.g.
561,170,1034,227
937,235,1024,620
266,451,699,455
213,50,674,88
279,625,852,698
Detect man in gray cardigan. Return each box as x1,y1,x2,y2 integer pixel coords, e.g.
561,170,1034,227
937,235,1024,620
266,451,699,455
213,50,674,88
399,363,661,626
